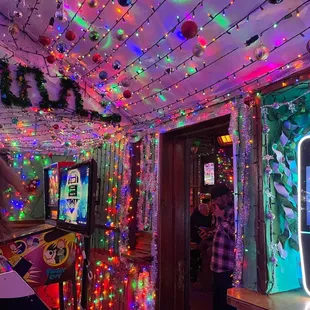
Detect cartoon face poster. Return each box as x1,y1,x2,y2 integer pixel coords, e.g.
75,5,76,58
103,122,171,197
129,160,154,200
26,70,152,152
0,231,75,286
58,165,90,226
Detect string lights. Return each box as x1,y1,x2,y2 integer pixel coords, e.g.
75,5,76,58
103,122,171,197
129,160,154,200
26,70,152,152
117,1,308,107
0,0,309,307
130,25,310,121
5,152,52,220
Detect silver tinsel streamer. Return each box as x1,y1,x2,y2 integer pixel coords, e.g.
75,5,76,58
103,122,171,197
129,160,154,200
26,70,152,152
229,100,252,287
261,106,277,292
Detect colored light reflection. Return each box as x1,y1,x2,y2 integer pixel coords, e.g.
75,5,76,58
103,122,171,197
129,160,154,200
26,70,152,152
102,33,112,49
110,83,121,94
176,30,186,40
67,10,89,29
131,66,145,77
187,67,196,75
153,89,166,102
214,15,230,28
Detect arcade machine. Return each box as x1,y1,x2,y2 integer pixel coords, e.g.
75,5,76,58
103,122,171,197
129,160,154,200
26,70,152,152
298,136,310,296
0,256,49,309
0,159,98,309
56,159,97,310
0,161,76,309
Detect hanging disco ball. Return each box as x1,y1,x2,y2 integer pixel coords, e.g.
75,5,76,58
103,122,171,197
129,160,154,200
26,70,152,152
254,43,269,61
8,23,19,35
117,0,132,7
116,29,126,41
11,118,18,125
13,11,23,18
72,72,81,81
87,0,98,8
89,30,100,41
56,42,67,53
192,43,204,57
121,77,130,87
58,67,65,75
99,71,108,80
112,60,121,70
55,10,68,23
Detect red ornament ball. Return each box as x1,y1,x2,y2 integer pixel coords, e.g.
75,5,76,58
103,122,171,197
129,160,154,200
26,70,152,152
92,53,102,63
39,35,51,47
65,30,76,41
48,152,53,158
46,55,56,64
52,124,59,130
181,20,198,39
123,90,132,99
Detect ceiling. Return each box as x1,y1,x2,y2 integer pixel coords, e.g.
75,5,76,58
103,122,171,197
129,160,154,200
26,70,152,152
0,0,310,153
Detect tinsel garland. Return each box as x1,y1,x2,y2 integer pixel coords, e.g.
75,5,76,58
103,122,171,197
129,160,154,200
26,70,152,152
0,60,24,107
149,135,159,310
229,100,252,287
119,142,132,257
137,134,157,231
0,60,121,124
135,134,159,310
261,105,277,292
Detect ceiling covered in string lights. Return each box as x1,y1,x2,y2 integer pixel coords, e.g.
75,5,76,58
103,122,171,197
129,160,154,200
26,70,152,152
0,0,310,153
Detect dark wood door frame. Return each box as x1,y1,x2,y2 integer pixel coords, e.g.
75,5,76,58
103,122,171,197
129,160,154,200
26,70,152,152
157,133,190,310
157,115,231,310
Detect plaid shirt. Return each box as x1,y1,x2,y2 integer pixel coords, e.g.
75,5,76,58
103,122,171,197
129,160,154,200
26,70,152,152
210,203,235,273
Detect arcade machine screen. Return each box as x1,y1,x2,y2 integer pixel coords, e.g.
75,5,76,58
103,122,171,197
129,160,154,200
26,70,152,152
204,163,215,186
57,159,97,236
44,162,74,222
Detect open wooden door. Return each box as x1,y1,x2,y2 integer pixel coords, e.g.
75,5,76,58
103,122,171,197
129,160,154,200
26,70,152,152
158,132,191,310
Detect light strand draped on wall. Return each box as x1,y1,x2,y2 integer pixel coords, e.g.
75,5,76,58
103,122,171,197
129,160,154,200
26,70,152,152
119,141,132,257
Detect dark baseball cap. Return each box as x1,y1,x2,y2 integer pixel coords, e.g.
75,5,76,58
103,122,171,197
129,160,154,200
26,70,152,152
210,183,231,199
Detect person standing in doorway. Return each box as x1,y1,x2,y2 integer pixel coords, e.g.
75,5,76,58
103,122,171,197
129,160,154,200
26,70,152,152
210,183,236,310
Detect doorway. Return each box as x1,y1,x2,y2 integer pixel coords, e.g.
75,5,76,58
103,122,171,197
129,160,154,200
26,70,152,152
158,114,233,310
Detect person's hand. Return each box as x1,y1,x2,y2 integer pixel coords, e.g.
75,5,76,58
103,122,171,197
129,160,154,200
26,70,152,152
214,206,225,220
198,229,209,240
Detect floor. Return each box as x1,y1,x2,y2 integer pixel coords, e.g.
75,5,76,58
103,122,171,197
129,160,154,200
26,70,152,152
190,284,213,310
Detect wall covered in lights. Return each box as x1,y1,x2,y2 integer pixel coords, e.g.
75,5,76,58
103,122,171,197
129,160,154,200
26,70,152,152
5,153,73,220
261,85,310,294
72,140,157,309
